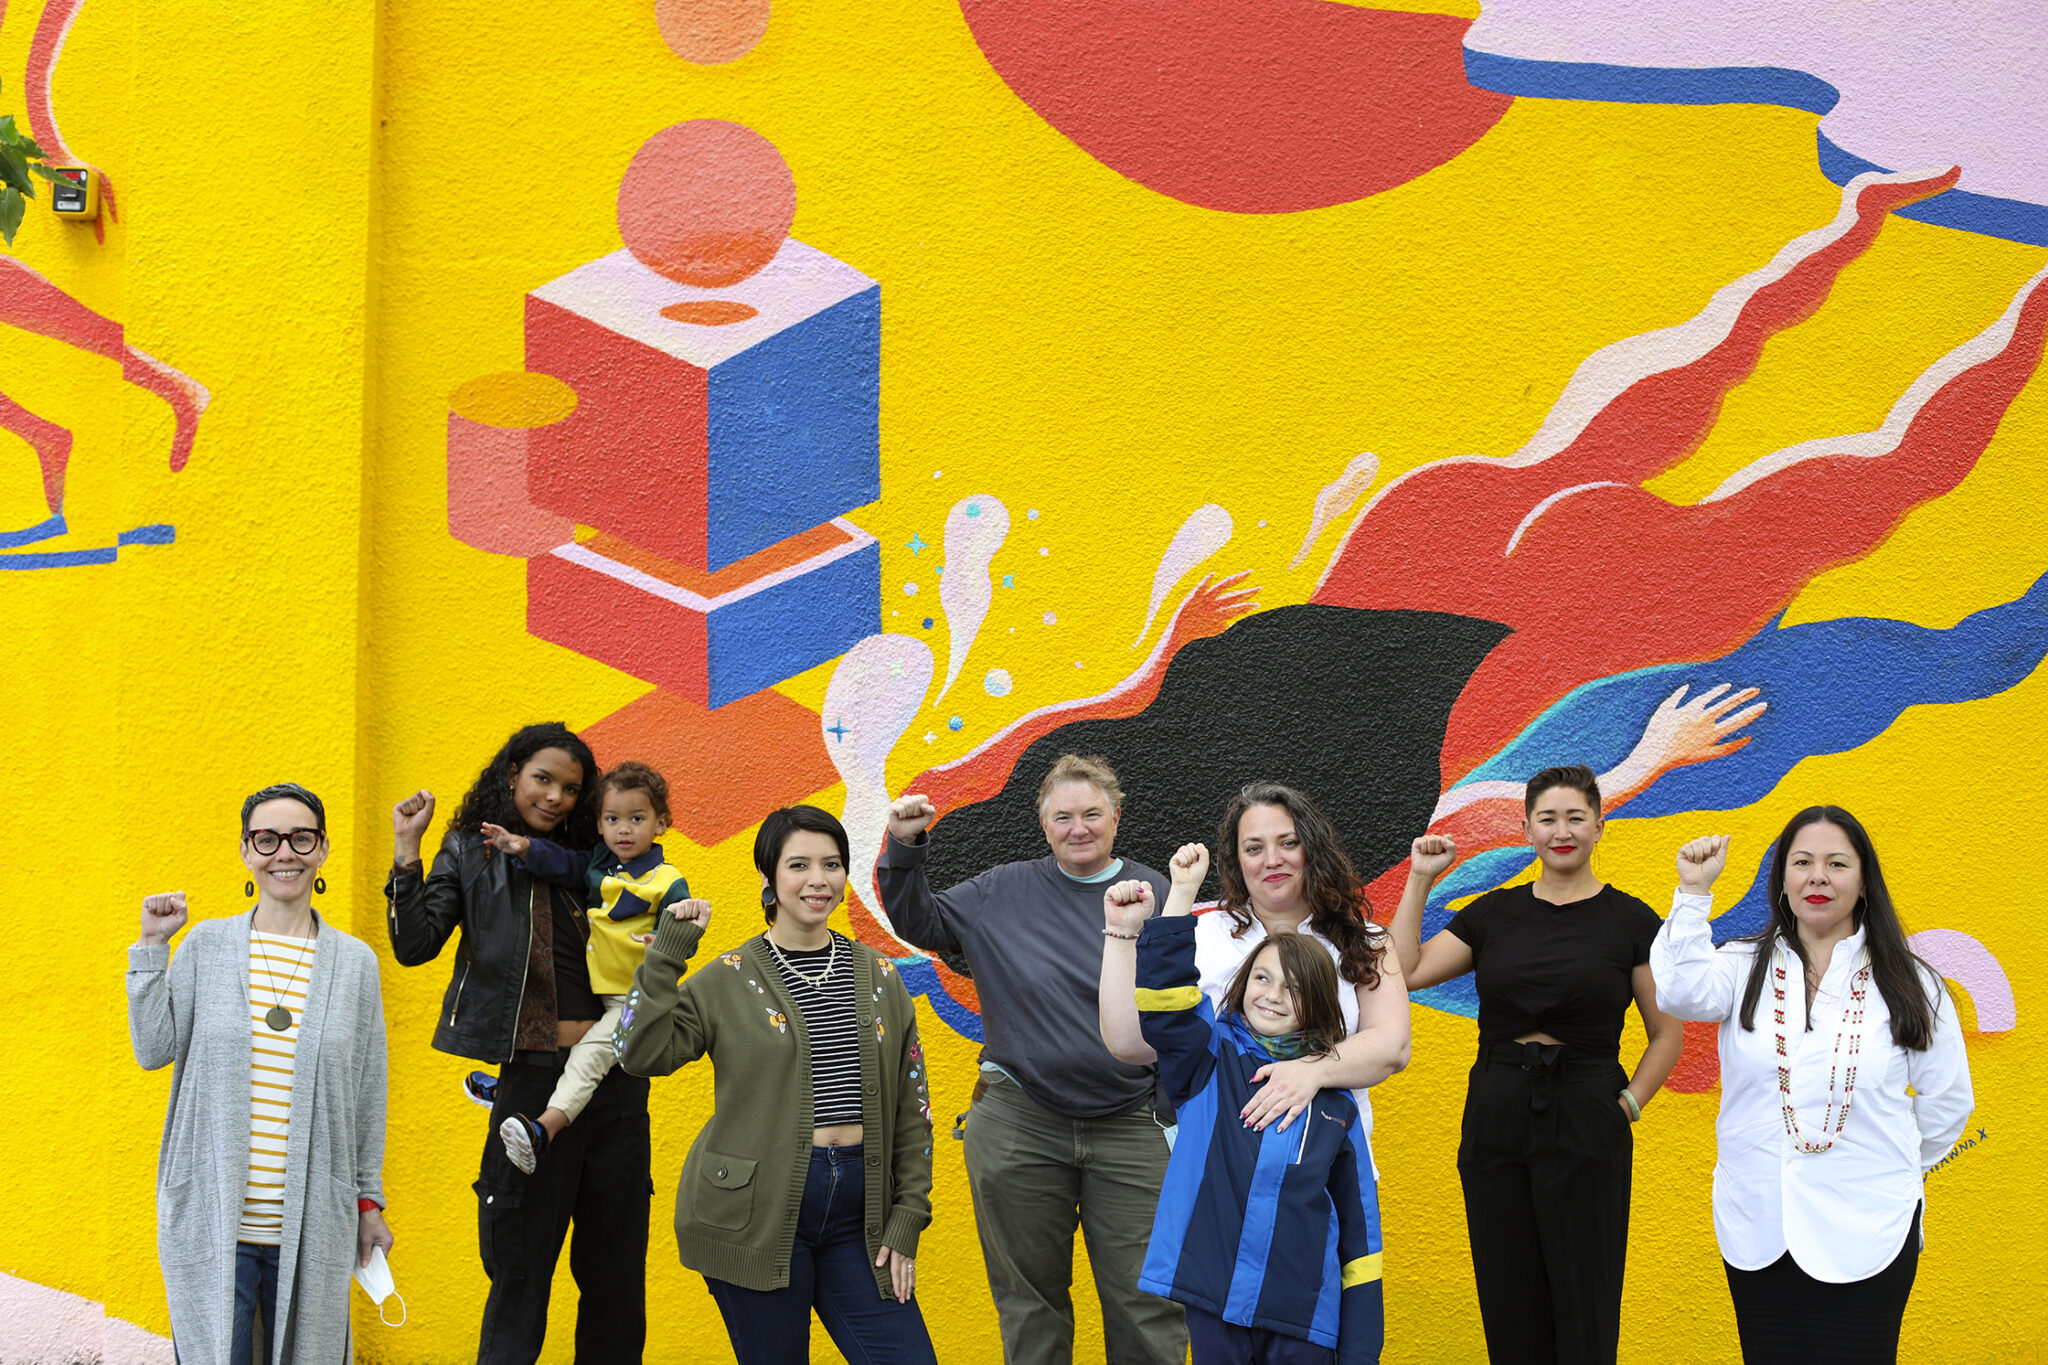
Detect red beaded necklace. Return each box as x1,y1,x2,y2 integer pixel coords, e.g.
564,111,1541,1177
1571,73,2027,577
1771,945,1871,1154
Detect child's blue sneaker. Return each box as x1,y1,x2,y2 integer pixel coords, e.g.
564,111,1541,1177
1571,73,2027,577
463,1071,498,1108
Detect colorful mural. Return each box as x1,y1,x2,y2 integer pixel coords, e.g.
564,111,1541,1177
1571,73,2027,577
7,0,2046,1359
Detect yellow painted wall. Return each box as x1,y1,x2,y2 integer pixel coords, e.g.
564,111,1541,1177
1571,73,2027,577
3,0,2042,1360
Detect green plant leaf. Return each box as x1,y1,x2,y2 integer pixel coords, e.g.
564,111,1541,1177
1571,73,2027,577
31,163,69,184
1,187,27,245
0,143,37,195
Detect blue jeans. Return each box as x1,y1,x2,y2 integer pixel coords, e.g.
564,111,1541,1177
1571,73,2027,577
704,1144,937,1365
231,1241,280,1365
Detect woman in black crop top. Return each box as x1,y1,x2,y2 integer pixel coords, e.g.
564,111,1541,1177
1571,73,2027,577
1389,764,1682,1365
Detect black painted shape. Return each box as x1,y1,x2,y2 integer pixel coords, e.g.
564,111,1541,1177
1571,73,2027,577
924,604,1512,920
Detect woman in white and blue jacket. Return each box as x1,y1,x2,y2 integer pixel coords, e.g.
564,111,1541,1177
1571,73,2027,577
1102,845,1384,1365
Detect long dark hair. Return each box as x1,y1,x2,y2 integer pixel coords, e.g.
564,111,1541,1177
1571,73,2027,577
1215,781,1387,990
1735,806,1938,1050
1222,933,1346,1057
753,805,850,925
447,722,600,852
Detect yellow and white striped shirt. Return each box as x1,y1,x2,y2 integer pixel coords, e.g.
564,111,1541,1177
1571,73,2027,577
240,930,314,1244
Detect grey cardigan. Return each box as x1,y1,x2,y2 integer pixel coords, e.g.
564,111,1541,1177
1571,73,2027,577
128,911,388,1365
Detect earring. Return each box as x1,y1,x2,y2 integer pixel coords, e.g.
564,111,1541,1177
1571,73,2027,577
245,880,255,898
760,886,777,910
315,876,328,895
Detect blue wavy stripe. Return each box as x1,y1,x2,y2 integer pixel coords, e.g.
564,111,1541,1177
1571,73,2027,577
1463,48,1839,114
0,523,178,570
893,956,985,1043
1815,131,2048,248
1466,569,2048,817
1462,48,2047,248
1412,572,2048,1013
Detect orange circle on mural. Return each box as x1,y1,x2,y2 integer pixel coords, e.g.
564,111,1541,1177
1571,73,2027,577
656,0,771,65
448,372,578,429
662,300,760,326
617,120,795,288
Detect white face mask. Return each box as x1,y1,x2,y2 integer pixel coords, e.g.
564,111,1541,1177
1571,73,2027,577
353,1245,406,1326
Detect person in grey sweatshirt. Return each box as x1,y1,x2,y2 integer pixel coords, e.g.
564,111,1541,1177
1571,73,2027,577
876,753,1186,1365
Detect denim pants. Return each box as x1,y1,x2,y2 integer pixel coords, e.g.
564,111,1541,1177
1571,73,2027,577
474,1054,651,1364
230,1240,280,1365
704,1144,937,1365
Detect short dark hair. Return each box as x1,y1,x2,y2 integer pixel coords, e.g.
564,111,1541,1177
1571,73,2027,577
752,806,851,924
1221,933,1346,1057
1524,765,1602,818
595,761,670,823
242,783,326,832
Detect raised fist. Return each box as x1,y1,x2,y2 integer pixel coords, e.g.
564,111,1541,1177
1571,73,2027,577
392,790,436,852
671,898,713,930
1410,833,1458,880
1169,843,1210,890
1677,835,1730,893
888,794,935,844
1103,879,1156,936
479,822,530,858
140,891,189,946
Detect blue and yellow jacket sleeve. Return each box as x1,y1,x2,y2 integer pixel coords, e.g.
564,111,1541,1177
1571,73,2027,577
1134,916,1222,1108
1325,1119,1386,1365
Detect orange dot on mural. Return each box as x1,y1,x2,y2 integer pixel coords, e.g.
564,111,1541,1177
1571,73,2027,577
662,300,761,326
656,0,771,65
617,120,796,288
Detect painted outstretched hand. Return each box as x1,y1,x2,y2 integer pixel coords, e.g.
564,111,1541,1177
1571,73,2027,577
1639,683,1767,775
1166,570,1260,649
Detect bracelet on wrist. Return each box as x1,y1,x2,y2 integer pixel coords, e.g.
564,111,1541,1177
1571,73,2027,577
1618,1088,1643,1122
1103,928,1141,940
358,1197,383,1213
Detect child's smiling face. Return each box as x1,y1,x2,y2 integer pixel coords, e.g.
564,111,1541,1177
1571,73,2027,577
601,788,666,862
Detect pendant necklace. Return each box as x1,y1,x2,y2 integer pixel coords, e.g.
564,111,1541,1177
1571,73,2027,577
262,927,317,1031
769,932,838,988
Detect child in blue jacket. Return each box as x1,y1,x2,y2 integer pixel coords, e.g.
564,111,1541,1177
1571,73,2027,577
1105,850,1384,1365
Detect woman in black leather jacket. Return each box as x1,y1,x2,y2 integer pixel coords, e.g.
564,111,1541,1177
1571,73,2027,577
385,721,651,1364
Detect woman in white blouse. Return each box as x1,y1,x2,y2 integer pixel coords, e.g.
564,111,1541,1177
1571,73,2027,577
1650,808,1972,1365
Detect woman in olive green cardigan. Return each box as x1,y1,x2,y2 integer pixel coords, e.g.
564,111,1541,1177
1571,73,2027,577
617,805,937,1364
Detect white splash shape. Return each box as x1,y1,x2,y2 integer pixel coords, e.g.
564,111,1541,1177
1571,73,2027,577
1133,504,1233,646
1289,452,1380,569
935,495,1010,701
823,634,936,950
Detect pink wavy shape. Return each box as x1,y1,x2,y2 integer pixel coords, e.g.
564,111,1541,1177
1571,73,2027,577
1909,928,2017,1032
0,257,209,470
24,0,118,236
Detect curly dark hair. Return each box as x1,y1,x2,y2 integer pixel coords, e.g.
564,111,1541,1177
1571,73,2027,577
595,761,671,823
447,722,600,853
1215,781,1387,990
